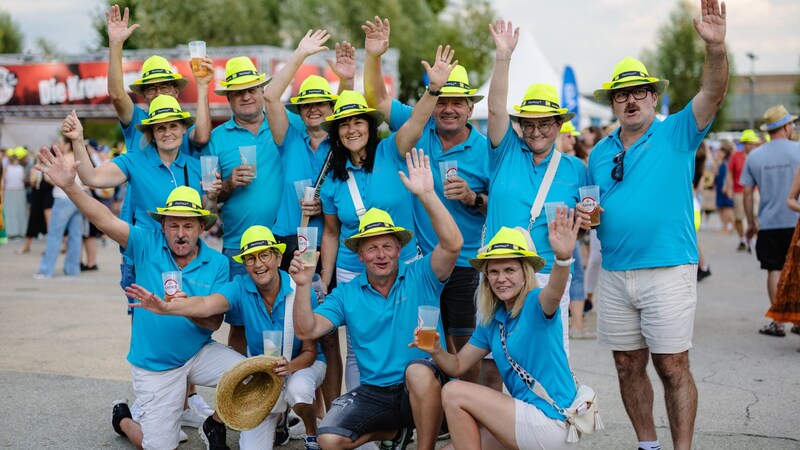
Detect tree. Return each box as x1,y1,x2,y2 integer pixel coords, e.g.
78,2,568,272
0,8,23,54
641,0,734,131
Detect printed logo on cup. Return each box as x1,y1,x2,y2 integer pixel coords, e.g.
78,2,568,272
298,235,310,253
581,196,597,214
445,168,458,180
164,278,179,296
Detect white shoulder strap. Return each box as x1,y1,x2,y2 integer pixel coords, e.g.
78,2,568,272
282,278,296,362
346,169,367,218
528,150,562,230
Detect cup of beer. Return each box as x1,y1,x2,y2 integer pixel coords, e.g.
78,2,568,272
417,306,440,350
239,145,258,178
200,155,218,191
439,160,458,186
579,185,601,227
188,41,208,77
262,330,282,358
297,227,318,267
161,271,182,302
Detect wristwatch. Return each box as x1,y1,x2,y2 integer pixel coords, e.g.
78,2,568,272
469,192,484,210
427,87,442,96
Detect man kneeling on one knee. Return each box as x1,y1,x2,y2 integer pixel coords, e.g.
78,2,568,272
293,148,463,450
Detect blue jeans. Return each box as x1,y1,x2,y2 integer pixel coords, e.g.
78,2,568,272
38,197,82,276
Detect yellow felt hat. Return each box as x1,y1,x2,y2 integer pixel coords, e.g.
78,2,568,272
593,57,669,105
343,208,413,253
434,65,484,102
321,90,385,132
13,146,28,159
233,225,286,263
135,95,195,131
214,56,270,95
510,84,574,122
129,55,188,94
285,75,338,114
560,121,581,136
469,226,545,272
147,186,216,229
739,129,761,144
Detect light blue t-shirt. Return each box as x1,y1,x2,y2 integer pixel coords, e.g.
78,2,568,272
319,135,418,272
587,101,711,271
202,113,284,249
124,225,230,371
469,289,575,420
486,123,586,274
273,123,331,243
739,139,800,230
112,145,202,231
389,100,489,266
217,271,324,361
315,254,446,387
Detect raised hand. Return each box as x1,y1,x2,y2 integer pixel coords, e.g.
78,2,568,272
327,41,356,82
547,206,582,260
61,110,84,142
399,148,434,197
297,29,331,58
489,19,519,59
362,16,390,56
124,284,168,313
193,56,214,86
288,250,317,287
105,4,139,46
693,0,726,45
421,45,457,92
34,145,80,189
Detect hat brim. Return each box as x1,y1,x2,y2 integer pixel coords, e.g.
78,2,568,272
344,228,413,253
740,138,762,144
468,253,546,272
432,91,485,103
147,209,217,230
215,356,284,431
320,110,386,133
510,110,576,123
760,114,798,131
285,96,337,115
214,76,270,96
232,242,287,263
135,114,195,131
129,76,189,95
593,79,669,105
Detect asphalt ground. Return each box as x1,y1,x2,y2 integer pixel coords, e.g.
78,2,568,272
1,226,799,449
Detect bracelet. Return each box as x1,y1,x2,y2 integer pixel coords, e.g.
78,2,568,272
321,269,333,275
427,87,442,96
554,257,574,267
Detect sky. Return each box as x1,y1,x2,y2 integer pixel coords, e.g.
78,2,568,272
5,0,799,94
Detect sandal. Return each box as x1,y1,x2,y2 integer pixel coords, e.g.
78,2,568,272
758,322,785,337
791,325,800,336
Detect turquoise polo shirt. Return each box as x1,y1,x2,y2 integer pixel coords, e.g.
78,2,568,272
112,145,202,231
319,135,418,272
124,225,230,371
469,288,575,420
217,271,324,361
202,113,284,249
388,100,489,266
587,101,710,271
486,123,587,273
315,254,446,387
273,123,331,243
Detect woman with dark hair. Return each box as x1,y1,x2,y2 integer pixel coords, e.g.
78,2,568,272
17,153,54,254
319,45,457,391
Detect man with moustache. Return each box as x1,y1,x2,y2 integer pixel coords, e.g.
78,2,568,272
586,1,729,449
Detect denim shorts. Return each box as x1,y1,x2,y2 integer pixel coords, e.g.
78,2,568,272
317,359,448,441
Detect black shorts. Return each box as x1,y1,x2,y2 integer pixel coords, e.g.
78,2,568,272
756,228,794,271
440,266,480,336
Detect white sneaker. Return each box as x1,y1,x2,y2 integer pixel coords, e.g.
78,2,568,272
179,429,188,442
32,273,52,280
188,394,215,417
289,418,307,439
181,408,206,428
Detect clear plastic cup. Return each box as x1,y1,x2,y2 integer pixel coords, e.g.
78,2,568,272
161,271,182,302
297,227,318,267
262,330,282,357
200,155,218,191
417,305,440,350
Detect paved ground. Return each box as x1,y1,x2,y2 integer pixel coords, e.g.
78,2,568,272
1,227,799,449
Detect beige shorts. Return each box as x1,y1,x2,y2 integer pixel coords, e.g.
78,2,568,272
596,265,697,354
733,191,759,221
514,399,578,450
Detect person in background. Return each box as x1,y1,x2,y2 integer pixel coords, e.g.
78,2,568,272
714,140,735,234
726,129,762,252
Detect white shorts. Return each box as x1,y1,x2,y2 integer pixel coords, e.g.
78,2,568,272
131,342,245,450
535,273,572,357
514,399,577,450
596,265,697,354
239,413,279,450
285,360,327,406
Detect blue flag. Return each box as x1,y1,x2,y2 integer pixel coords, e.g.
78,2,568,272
660,93,670,117
562,66,580,127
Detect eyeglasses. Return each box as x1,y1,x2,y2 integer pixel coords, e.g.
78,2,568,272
612,87,652,104
520,119,557,135
143,83,177,96
229,87,261,98
611,151,625,181
242,250,275,266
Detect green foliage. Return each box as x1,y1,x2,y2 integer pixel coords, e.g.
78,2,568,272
794,77,800,111
92,0,496,103
83,121,124,146
0,8,24,54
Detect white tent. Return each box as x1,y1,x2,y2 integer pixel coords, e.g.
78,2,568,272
471,29,614,129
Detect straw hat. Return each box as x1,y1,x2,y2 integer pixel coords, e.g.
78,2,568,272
135,95,195,131
593,57,669,105
215,356,284,431
232,225,286,263
214,56,270,95
147,186,217,229
760,104,798,131
321,90,385,132
469,226,545,272
433,65,484,102
285,75,338,114
739,129,762,144
559,121,581,136
343,208,413,253
129,55,188,95
509,84,575,122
